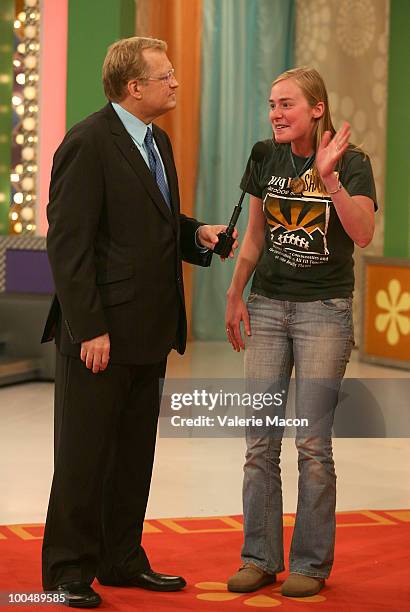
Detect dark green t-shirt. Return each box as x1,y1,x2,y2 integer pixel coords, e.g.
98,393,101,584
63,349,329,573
241,141,377,301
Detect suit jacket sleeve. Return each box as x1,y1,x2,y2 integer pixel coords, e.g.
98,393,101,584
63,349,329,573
179,214,213,267
156,127,212,268
47,131,108,344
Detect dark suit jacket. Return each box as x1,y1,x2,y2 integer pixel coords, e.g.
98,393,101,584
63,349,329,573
42,103,211,364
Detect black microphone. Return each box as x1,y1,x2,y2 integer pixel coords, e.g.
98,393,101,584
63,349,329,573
213,141,269,258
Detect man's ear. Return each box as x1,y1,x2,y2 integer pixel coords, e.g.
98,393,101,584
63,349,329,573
127,79,143,100
312,101,324,119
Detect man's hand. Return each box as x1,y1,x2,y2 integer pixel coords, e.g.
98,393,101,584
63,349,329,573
80,333,110,373
197,225,239,259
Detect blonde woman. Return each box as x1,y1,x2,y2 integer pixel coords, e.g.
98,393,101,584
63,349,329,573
226,68,376,597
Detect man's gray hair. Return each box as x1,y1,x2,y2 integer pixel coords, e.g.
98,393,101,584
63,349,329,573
102,36,167,102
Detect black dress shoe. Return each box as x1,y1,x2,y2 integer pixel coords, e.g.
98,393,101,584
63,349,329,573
127,569,186,592
55,582,101,608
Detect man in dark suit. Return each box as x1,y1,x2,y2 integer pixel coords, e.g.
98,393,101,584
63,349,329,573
41,36,236,608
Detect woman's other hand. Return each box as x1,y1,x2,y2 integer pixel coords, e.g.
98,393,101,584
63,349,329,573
225,291,251,352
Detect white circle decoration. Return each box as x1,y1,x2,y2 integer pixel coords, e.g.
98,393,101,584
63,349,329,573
377,32,388,54
321,29,330,43
24,55,37,69
23,117,36,131
21,206,34,221
377,107,385,130
328,91,339,114
22,176,35,191
353,110,367,133
364,131,377,154
372,82,385,106
24,25,37,39
22,147,34,161
320,5,331,22
340,96,354,118
336,0,376,57
23,85,36,100
316,44,327,61
373,57,386,80
295,0,331,66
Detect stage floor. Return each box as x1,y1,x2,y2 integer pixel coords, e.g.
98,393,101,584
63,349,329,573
1,342,409,525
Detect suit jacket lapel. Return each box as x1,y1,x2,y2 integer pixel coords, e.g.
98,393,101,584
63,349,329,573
104,105,176,228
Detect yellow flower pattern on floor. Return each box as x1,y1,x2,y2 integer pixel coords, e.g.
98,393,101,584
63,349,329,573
195,581,326,607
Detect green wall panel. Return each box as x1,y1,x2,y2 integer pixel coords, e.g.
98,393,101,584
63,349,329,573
384,0,410,258
0,0,14,235
66,0,135,130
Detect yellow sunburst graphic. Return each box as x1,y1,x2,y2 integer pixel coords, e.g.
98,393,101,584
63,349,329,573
195,581,326,607
264,198,325,234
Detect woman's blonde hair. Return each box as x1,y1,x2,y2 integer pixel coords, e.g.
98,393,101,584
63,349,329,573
272,67,336,192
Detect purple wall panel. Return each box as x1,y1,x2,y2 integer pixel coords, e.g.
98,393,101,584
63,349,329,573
5,249,54,294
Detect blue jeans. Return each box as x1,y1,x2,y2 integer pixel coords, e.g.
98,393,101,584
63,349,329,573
241,293,354,578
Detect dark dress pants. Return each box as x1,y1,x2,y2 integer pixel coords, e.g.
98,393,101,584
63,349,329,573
42,348,166,589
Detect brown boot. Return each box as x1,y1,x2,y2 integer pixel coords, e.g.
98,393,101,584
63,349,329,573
227,563,276,593
281,573,325,597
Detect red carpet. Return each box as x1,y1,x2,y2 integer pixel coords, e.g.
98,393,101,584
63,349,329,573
1,510,409,610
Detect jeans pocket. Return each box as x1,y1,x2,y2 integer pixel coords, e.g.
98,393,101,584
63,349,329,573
320,297,352,312
247,292,259,305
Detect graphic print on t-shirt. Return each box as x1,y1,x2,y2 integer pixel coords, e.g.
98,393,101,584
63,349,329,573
263,167,333,269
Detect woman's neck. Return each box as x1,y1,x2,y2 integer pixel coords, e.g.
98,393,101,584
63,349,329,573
290,137,314,158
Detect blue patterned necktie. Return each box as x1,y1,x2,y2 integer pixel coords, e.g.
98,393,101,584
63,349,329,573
144,127,171,210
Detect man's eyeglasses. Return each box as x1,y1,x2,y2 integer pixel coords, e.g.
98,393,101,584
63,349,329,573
145,69,176,84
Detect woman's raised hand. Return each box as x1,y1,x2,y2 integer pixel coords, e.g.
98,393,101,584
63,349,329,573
316,121,350,180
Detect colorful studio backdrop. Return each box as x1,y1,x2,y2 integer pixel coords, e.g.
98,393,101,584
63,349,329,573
0,0,409,345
